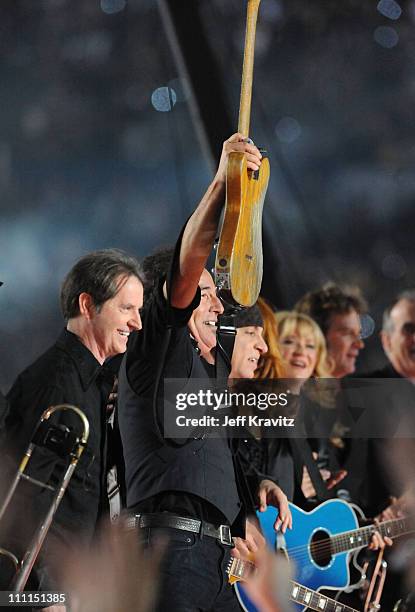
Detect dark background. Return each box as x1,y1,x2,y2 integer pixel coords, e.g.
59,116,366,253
0,0,414,391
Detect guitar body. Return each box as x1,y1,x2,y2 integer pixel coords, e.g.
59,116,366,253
235,500,359,612
215,151,270,307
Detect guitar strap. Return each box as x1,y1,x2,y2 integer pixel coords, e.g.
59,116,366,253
215,312,237,379
288,436,331,502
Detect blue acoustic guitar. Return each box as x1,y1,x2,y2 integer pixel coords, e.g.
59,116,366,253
235,500,413,612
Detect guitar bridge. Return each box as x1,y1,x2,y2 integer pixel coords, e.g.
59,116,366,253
215,272,230,290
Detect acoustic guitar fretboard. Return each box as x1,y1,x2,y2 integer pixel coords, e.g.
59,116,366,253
330,516,412,554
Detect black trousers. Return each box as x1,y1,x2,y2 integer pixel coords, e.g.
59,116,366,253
140,526,242,612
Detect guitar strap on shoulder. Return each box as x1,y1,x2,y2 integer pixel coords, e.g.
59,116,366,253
288,436,331,502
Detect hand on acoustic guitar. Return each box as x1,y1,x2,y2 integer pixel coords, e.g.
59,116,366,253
257,479,292,533
377,488,415,522
232,515,266,561
231,477,293,561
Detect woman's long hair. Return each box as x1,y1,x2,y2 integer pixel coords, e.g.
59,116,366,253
275,310,333,378
255,297,284,379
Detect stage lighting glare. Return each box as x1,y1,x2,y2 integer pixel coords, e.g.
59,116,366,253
100,0,126,15
151,87,177,112
374,26,399,49
262,0,284,23
360,314,376,339
381,253,407,279
21,108,48,137
44,0,67,8
275,116,302,144
125,85,147,111
62,32,112,64
377,0,402,21
167,78,189,104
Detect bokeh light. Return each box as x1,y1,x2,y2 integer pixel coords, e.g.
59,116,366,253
381,253,407,279
275,117,302,144
151,87,177,112
100,0,126,15
377,0,402,21
374,25,399,48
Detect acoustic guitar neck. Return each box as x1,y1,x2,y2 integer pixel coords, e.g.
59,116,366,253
228,557,359,612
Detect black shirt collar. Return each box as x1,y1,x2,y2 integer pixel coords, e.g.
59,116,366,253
56,328,104,391
381,362,402,378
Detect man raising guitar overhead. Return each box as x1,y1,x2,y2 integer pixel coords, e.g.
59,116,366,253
117,132,291,612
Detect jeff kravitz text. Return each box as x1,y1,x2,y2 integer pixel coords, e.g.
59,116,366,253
176,414,295,427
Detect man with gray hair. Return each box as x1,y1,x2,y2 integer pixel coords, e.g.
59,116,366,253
3,248,143,606
379,289,415,380
353,291,415,609
365,289,415,517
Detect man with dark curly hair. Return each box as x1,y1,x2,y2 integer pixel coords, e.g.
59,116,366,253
295,282,367,378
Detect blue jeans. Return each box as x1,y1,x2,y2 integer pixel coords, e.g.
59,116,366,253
140,526,242,612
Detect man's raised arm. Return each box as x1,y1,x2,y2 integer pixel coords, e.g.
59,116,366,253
169,133,262,309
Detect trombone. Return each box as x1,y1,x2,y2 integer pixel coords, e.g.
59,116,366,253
0,404,89,591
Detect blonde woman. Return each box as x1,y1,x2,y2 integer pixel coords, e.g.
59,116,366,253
256,301,332,383
275,311,332,378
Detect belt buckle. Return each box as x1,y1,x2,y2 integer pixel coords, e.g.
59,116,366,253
219,524,232,546
124,514,138,530
134,514,142,528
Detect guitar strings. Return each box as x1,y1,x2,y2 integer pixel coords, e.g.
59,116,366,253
282,525,414,562
269,519,412,565
279,527,415,565
285,522,412,558
275,515,409,555
232,564,359,612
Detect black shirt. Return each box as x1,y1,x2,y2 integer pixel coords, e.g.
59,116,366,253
4,329,116,574
339,365,413,516
121,271,257,533
125,280,233,525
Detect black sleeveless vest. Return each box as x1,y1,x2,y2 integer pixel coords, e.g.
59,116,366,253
117,340,242,524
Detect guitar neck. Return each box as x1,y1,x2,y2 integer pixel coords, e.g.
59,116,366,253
331,516,413,554
229,558,358,611
238,0,261,137
290,581,357,612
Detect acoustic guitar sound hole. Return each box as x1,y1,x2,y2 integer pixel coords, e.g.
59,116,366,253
309,530,333,567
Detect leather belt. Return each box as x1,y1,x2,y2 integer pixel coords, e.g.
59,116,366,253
125,512,233,547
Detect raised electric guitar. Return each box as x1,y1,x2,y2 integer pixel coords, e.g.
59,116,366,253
215,0,270,307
